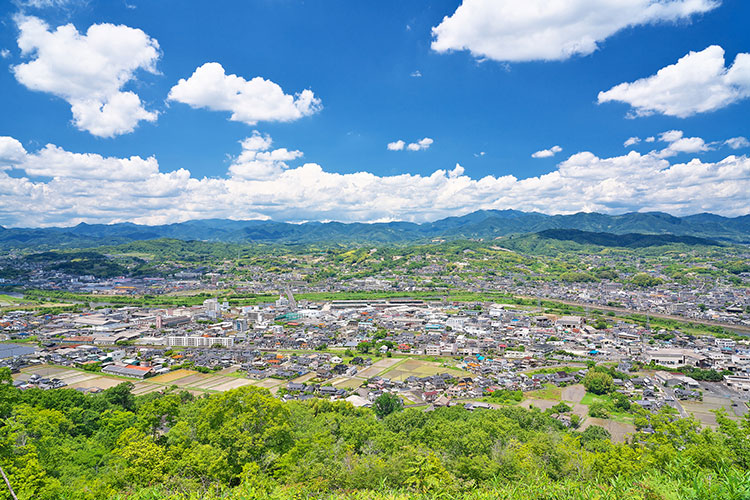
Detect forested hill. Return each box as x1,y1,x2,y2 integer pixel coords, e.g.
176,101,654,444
534,229,721,248
1,209,749,249
0,378,749,500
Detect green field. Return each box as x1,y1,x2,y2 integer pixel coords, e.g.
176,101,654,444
525,384,563,401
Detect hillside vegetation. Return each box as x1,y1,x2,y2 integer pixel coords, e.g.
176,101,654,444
0,375,749,500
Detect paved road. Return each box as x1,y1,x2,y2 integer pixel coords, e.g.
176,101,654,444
657,383,689,418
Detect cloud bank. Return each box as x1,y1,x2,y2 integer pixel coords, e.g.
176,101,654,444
1,135,748,227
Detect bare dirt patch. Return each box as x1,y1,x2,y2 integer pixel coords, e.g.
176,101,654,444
68,376,124,390
149,369,198,384
521,399,559,411
561,384,585,403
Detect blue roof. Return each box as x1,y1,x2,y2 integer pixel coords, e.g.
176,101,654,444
0,343,36,359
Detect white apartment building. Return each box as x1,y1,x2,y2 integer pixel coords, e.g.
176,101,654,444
167,336,234,348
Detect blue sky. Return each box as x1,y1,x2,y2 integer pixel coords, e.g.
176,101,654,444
0,0,748,227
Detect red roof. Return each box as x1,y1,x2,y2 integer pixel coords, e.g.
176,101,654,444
125,365,151,371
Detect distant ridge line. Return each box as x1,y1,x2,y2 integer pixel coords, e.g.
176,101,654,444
0,210,748,249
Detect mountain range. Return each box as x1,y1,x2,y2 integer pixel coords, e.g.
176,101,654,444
2,210,749,249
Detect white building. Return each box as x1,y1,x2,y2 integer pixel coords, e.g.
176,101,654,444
645,349,688,367
167,336,234,348
203,298,221,320
724,375,750,391
557,316,584,329
716,338,737,350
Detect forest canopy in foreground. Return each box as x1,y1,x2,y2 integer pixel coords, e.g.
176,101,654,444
1,372,749,500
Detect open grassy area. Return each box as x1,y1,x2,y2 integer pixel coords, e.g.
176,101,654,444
580,392,610,406
525,384,562,401
579,392,635,423
0,294,22,306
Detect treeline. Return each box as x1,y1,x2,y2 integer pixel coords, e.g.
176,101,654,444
0,373,749,500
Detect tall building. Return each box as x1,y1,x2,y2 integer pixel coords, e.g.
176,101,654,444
204,297,221,320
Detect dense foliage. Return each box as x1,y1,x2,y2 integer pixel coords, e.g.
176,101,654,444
1,378,749,500
582,371,614,395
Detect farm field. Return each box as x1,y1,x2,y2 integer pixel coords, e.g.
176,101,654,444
682,395,738,427
251,378,285,390
379,359,470,381
330,377,365,389
148,369,196,384
13,364,261,395
356,357,403,378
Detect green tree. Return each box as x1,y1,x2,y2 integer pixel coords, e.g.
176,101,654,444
356,341,372,354
631,273,663,287
0,367,12,384
374,392,403,419
589,402,610,419
583,372,614,395
103,382,135,411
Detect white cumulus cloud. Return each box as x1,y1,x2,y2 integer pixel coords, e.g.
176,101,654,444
531,145,562,158
725,137,750,150
624,137,641,147
655,130,710,158
431,0,718,63
407,138,433,151
598,45,750,117
0,137,27,168
389,138,433,151
228,131,303,180
12,16,160,137
167,62,322,126
387,140,405,151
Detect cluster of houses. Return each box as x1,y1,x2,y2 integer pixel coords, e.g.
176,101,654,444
2,293,749,415
12,372,68,391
